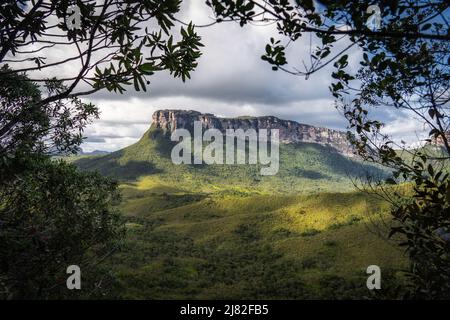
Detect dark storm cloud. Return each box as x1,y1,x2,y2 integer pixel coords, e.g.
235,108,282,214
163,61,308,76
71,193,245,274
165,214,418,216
90,4,335,106
80,1,418,152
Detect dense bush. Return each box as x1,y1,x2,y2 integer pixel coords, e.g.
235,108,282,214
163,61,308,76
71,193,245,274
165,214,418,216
0,158,124,299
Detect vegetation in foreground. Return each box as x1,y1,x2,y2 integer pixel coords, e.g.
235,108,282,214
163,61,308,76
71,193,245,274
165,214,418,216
96,177,408,299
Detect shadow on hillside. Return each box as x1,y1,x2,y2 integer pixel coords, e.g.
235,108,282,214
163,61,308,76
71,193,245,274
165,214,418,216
290,168,330,180
286,143,388,180
107,191,401,299
147,128,175,159
75,150,163,181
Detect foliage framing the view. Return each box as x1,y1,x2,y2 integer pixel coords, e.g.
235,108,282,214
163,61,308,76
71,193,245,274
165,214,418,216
0,0,204,299
0,0,203,100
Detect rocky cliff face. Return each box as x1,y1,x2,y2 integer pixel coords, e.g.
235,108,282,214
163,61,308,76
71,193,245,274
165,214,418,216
432,131,450,148
151,109,353,156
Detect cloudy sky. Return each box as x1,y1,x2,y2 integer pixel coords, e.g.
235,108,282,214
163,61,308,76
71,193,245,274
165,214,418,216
22,1,424,152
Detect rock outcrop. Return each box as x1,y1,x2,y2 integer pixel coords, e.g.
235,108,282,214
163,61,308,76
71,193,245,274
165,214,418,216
151,109,353,156
432,131,450,148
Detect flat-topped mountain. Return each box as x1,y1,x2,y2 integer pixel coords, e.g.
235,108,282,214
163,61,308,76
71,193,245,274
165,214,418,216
75,109,386,194
152,109,353,156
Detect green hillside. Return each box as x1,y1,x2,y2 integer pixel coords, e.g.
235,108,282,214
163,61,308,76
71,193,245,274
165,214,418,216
74,125,406,299
76,126,387,194
102,185,407,299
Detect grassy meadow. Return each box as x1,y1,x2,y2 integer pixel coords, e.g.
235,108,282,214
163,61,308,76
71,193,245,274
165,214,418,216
94,177,407,299
74,127,408,299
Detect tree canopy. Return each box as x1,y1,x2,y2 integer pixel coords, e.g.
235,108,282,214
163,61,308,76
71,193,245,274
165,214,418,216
0,0,203,100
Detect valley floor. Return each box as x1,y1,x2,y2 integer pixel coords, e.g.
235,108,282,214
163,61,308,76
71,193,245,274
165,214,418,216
102,176,408,299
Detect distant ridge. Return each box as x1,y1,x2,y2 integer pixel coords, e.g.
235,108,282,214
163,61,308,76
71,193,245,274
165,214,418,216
79,148,110,156
152,109,353,156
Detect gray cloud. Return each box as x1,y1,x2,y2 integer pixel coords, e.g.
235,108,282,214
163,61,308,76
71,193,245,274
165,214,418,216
73,1,417,152
89,2,344,106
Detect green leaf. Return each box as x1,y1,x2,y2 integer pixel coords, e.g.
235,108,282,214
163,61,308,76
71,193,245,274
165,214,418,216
139,63,155,74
